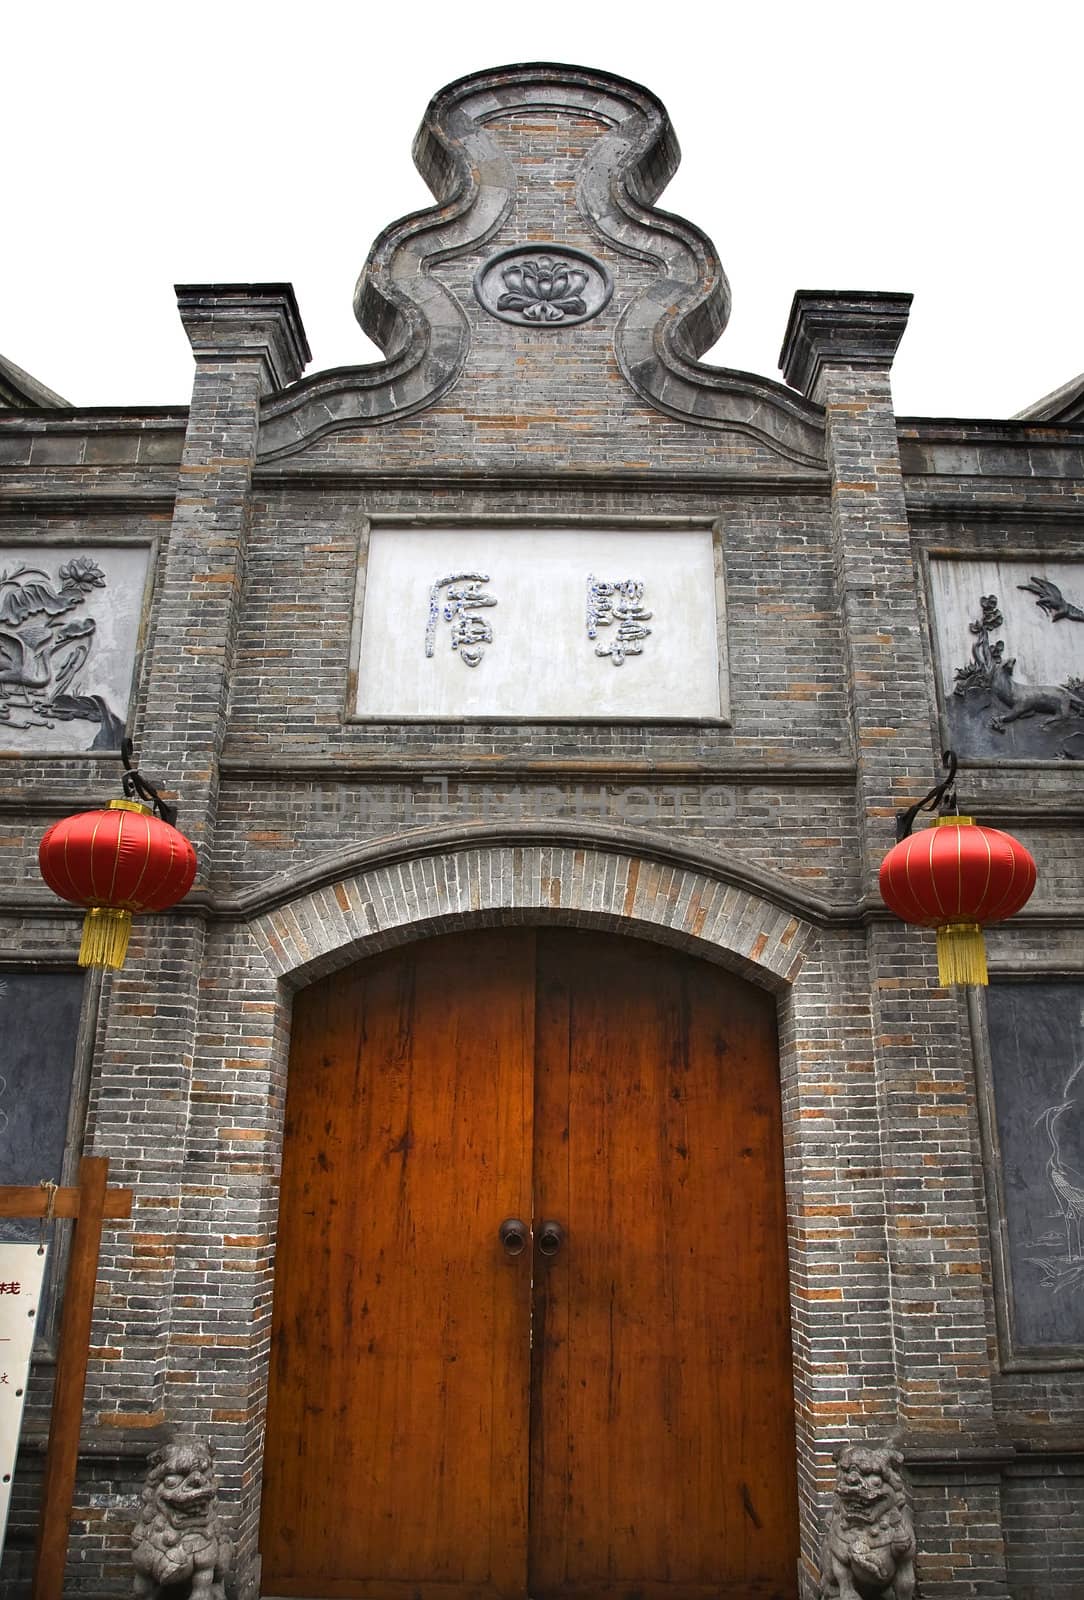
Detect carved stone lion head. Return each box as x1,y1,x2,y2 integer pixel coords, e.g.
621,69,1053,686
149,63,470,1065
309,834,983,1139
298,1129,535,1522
140,1440,219,1532
834,1443,907,1516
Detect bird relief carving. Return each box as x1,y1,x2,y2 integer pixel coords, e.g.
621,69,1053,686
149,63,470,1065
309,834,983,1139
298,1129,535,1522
950,574,1084,759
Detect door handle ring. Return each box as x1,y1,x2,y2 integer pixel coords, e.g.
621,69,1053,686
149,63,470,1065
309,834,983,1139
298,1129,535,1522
538,1219,564,1258
499,1217,529,1257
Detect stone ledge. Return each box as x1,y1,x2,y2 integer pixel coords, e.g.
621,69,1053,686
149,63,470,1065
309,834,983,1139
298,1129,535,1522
176,283,310,393
780,290,913,399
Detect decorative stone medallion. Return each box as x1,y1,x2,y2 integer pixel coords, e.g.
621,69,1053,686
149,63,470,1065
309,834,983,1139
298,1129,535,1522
474,246,613,328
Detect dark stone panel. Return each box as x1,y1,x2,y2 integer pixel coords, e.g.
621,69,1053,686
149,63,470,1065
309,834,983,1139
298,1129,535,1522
0,438,32,466
27,437,84,466
986,982,1084,1350
82,434,141,465
0,971,84,1242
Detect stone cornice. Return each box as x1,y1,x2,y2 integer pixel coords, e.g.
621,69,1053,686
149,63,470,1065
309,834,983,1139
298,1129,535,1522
215,754,856,784
898,417,1084,439
0,492,175,517
780,290,913,398
176,283,311,393
905,496,1084,525
250,467,828,495
0,410,186,429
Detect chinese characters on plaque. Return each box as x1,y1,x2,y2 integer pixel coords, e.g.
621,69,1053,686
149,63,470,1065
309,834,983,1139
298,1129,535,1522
425,572,655,669
425,573,498,667
0,1244,47,1553
353,526,722,719
585,575,652,665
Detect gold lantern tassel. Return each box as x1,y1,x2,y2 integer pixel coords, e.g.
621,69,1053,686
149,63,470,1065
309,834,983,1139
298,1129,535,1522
935,921,988,987
79,906,133,970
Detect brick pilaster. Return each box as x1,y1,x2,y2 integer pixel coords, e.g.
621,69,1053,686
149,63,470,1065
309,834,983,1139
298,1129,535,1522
782,295,1008,1595
781,291,923,871
144,283,309,870
81,290,308,1513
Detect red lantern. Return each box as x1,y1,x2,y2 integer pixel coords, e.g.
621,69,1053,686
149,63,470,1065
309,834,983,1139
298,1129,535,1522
38,799,197,969
878,814,1036,986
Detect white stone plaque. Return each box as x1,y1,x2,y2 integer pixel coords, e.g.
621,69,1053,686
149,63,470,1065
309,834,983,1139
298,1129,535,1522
353,527,725,720
0,1243,48,1553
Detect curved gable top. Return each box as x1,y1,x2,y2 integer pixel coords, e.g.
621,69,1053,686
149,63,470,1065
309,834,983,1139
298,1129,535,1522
257,62,826,468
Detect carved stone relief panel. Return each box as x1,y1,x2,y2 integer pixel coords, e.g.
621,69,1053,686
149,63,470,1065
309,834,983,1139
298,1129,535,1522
473,247,613,328
352,525,725,721
0,545,152,752
929,557,1084,760
981,981,1084,1362
0,972,84,1244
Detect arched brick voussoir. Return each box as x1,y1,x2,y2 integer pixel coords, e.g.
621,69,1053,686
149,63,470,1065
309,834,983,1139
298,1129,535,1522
246,842,819,995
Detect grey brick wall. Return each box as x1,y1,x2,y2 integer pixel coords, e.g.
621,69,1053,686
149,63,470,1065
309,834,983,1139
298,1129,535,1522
0,59,1081,1600
1002,1463,1084,1598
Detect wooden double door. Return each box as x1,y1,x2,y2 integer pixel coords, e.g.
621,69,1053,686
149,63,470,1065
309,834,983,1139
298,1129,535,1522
260,929,797,1600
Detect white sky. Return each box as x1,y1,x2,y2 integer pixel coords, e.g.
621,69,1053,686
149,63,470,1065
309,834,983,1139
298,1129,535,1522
6,0,1081,418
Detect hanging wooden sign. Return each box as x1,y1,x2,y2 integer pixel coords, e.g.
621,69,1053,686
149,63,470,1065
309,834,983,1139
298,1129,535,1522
0,1243,48,1554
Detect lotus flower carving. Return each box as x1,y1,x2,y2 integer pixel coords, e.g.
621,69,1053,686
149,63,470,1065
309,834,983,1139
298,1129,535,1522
497,256,589,322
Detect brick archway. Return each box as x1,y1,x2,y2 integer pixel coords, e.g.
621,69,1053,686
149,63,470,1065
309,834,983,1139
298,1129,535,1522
247,840,818,992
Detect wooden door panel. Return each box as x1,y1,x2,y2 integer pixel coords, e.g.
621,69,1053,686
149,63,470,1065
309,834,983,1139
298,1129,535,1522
261,927,797,1600
530,932,797,1600
260,930,535,1599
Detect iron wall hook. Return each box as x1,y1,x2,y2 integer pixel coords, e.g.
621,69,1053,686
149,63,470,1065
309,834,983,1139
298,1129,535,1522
895,750,958,842
121,737,179,827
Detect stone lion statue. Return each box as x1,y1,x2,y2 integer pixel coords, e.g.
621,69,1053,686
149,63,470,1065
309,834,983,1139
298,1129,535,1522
819,1442,916,1600
132,1438,231,1600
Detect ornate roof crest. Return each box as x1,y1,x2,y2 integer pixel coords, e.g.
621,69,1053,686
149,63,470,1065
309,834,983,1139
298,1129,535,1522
257,63,825,467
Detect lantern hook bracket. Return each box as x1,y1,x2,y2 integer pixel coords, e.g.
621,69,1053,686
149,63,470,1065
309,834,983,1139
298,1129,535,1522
895,749,958,842
120,738,179,828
